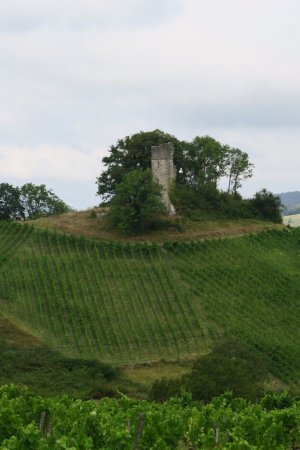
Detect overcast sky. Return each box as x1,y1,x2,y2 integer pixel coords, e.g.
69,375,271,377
0,0,299,209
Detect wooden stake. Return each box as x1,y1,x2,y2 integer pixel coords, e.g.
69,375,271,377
134,413,145,450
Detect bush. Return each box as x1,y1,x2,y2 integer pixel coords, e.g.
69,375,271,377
0,340,120,399
170,184,283,223
170,184,253,220
261,391,294,410
250,189,283,223
149,340,267,403
108,169,166,235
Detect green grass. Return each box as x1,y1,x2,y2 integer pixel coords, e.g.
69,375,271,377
122,360,193,398
0,222,300,385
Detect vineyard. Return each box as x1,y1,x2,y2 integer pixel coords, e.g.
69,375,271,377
1,384,300,449
0,222,300,382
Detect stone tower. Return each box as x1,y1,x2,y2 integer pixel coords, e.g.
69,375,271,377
151,142,176,214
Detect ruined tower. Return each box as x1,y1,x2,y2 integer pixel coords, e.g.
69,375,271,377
151,142,176,214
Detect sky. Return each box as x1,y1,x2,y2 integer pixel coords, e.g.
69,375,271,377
0,0,299,209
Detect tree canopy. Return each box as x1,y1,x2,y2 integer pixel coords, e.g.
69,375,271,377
250,189,283,223
0,183,24,220
108,169,166,234
96,130,186,200
184,136,228,189
20,183,71,219
0,182,71,220
225,148,254,194
96,130,282,228
96,130,254,200
149,340,267,403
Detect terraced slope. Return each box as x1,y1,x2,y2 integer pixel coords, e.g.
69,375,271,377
0,222,300,382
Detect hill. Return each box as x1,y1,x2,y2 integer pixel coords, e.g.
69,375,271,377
0,221,300,388
279,191,300,214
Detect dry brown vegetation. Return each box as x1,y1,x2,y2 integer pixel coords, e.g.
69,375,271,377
27,209,284,243
0,314,40,348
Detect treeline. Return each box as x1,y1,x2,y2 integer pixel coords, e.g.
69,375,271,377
97,130,254,200
172,185,283,223
0,182,71,220
96,130,283,233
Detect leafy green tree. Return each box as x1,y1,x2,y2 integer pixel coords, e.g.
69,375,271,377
0,183,24,220
96,130,186,200
183,136,228,189
96,131,255,200
20,183,71,219
108,169,166,234
226,148,254,193
250,189,283,223
185,352,264,402
97,131,255,216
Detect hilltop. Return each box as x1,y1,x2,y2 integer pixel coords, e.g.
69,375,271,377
26,209,283,242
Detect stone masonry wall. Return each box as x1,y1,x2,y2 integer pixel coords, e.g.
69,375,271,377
151,143,176,214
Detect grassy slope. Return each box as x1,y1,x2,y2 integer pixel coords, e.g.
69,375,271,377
0,221,300,388
0,311,192,398
0,313,121,398
28,209,282,242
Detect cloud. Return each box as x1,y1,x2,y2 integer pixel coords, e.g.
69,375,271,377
0,145,102,182
210,127,300,197
0,144,105,209
0,0,299,207
0,0,181,32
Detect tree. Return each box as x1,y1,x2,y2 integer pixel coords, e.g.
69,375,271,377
108,169,166,234
226,148,254,194
20,183,71,219
184,347,265,402
183,136,228,189
250,189,283,223
96,130,255,215
149,340,267,403
96,130,186,201
0,183,24,220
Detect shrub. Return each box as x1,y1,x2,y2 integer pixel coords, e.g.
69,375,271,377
149,340,267,403
108,169,166,235
250,189,283,223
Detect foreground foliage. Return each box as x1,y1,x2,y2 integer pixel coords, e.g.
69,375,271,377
1,385,300,449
